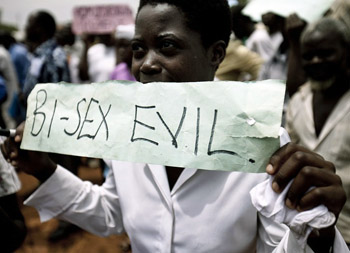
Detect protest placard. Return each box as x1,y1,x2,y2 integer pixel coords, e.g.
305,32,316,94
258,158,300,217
72,4,134,35
21,80,285,173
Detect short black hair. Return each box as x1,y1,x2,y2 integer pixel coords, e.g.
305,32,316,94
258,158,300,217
137,0,232,48
230,4,255,40
0,31,16,49
34,11,57,38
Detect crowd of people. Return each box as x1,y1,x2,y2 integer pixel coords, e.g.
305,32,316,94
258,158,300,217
0,0,349,252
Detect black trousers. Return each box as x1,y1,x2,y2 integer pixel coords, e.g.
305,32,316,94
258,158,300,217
0,193,27,252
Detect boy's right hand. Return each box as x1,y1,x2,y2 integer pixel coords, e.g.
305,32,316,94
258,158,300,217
0,122,57,183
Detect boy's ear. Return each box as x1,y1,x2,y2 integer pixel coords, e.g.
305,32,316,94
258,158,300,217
207,40,227,69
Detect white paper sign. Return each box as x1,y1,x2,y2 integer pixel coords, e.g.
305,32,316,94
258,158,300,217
21,80,285,173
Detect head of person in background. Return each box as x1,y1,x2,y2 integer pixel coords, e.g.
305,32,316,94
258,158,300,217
109,24,136,81
115,24,135,69
55,23,76,48
96,34,115,47
131,0,231,83
0,31,16,50
261,12,286,36
230,4,256,41
261,12,288,56
300,17,350,93
25,10,56,52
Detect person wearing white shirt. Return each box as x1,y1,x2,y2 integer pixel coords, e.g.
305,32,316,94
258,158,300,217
2,0,348,252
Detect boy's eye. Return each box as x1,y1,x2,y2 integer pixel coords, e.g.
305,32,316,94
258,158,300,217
162,41,175,49
160,40,178,55
131,42,143,52
131,42,146,59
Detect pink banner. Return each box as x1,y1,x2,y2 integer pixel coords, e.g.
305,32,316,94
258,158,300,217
72,4,134,35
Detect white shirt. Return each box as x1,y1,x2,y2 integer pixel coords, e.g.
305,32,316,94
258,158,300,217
87,43,116,82
246,25,282,63
245,26,287,81
24,129,349,252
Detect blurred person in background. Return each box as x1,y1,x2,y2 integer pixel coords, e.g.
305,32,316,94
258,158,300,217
0,74,8,128
0,40,18,128
216,4,263,81
245,14,280,71
286,17,350,249
242,11,289,125
78,33,116,83
0,135,27,252
257,12,288,81
23,10,71,99
0,31,30,126
56,23,82,84
286,0,350,98
230,3,256,44
110,24,136,82
22,10,81,242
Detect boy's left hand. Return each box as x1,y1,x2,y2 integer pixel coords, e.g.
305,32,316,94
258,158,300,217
266,142,346,220
266,143,346,251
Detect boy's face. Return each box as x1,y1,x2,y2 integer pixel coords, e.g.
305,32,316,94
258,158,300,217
132,4,215,83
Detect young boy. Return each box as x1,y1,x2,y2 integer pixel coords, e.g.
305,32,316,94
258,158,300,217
2,1,347,252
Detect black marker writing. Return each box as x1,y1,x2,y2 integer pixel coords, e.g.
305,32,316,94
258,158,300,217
207,109,255,163
93,103,111,140
47,99,58,138
194,107,200,155
131,105,158,145
31,89,47,136
156,107,187,148
64,98,86,136
78,98,111,140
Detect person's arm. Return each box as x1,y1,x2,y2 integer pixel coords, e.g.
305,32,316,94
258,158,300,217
0,122,125,236
0,122,57,183
0,193,27,253
24,164,125,236
285,14,307,97
266,143,346,253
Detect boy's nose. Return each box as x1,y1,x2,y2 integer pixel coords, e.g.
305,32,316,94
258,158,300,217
140,51,161,75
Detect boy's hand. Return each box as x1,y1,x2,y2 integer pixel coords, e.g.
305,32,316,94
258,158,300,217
266,142,346,251
0,122,57,183
266,143,345,216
